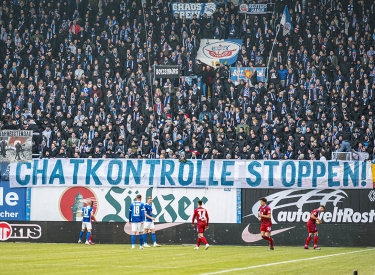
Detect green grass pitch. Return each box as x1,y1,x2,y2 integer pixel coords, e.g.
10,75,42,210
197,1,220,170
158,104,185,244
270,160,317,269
1,243,374,275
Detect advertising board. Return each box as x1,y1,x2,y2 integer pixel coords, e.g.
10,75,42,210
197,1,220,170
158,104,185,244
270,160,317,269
29,187,239,223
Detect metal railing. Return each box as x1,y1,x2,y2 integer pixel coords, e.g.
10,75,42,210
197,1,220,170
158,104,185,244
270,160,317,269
332,152,352,161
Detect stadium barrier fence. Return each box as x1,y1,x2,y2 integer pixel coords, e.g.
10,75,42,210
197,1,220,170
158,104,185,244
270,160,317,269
0,221,374,246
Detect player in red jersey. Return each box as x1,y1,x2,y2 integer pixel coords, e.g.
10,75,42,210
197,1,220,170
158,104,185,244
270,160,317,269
304,205,325,250
88,215,98,244
191,200,210,250
258,197,274,250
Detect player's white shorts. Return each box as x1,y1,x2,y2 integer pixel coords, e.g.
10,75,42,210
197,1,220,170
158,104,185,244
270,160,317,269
82,222,92,230
144,221,155,230
131,222,144,233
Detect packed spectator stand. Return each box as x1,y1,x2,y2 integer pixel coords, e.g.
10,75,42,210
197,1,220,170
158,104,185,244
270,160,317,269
0,0,374,161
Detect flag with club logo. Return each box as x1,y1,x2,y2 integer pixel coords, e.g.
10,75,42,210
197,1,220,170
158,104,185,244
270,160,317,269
280,6,293,36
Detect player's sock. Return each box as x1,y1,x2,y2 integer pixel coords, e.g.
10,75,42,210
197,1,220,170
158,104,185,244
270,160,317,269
262,236,270,241
89,234,93,242
131,235,136,245
201,236,208,245
86,232,91,242
305,236,312,246
196,237,201,247
314,235,318,246
143,234,148,244
151,233,156,243
79,231,83,240
139,235,144,246
269,237,274,247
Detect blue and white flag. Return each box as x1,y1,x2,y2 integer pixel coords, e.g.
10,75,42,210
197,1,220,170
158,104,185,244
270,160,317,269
280,6,293,36
170,2,217,19
196,39,242,67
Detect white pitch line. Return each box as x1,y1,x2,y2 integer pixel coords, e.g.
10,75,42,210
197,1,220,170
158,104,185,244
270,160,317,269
199,248,375,275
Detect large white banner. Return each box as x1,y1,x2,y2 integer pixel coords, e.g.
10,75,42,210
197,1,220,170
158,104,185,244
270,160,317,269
29,187,240,223
10,159,373,189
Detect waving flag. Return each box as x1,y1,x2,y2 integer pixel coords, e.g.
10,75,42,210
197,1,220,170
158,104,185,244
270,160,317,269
280,6,293,36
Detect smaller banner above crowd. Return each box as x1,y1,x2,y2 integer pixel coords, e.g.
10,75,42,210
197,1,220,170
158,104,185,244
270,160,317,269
154,65,180,79
0,130,33,163
230,67,267,84
196,39,242,67
238,3,269,14
171,2,217,19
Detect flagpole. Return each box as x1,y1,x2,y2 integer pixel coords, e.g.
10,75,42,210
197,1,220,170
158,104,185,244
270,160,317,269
266,25,281,85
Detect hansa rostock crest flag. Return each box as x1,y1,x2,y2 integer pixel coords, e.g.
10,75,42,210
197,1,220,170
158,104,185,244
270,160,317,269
196,39,242,66
280,6,293,36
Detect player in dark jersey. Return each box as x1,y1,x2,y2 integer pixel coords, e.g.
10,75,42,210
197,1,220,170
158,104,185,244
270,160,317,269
304,205,325,250
258,197,274,250
192,200,209,250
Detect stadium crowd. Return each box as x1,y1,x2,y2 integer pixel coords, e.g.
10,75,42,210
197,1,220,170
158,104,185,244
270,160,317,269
1,0,375,161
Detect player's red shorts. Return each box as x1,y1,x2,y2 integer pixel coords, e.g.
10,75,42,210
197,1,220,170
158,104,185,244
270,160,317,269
197,223,206,233
260,224,272,233
307,223,318,233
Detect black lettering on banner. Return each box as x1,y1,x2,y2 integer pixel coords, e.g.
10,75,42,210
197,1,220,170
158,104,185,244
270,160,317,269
9,224,42,239
0,130,33,137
